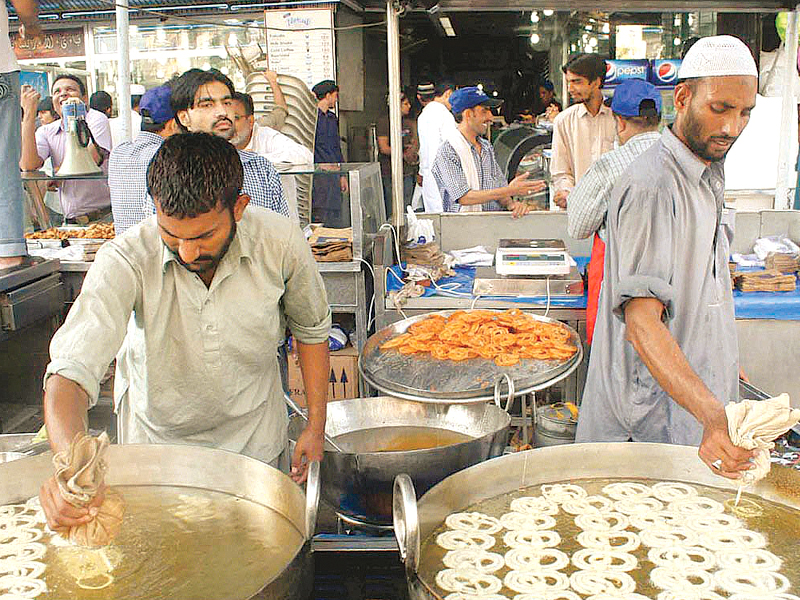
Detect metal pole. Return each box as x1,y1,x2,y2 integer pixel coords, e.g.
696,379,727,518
115,0,132,144
386,0,403,228
776,7,798,210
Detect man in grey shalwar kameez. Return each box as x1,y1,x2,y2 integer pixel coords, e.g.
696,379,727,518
577,35,759,480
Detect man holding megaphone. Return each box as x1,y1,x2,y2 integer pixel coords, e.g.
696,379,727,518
21,74,113,225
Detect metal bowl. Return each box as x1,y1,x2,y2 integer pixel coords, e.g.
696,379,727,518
289,396,510,525
393,442,800,599
0,444,320,600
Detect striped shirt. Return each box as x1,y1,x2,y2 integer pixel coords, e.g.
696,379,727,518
567,131,661,240
431,136,506,213
110,136,289,234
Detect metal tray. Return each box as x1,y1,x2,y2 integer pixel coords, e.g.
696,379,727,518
359,310,583,403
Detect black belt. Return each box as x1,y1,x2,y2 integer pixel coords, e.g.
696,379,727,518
65,207,112,225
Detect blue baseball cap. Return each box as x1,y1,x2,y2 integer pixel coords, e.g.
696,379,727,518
608,79,662,118
449,86,503,115
139,85,175,125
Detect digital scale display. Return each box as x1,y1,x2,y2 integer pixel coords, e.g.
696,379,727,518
495,239,572,276
501,253,567,264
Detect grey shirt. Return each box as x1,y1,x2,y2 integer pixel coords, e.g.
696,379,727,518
577,126,738,446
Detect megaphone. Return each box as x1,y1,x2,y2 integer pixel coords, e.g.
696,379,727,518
57,98,102,176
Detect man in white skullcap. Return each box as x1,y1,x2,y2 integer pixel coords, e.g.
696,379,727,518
578,36,759,479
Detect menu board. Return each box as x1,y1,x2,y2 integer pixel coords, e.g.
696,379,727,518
265,8,336,91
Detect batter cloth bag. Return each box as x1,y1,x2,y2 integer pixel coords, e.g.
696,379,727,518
726,393,800,485
53,431,125,547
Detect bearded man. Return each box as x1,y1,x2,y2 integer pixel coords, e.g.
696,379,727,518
576,36,758,481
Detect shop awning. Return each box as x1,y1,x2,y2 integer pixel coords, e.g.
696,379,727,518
351,0,793,11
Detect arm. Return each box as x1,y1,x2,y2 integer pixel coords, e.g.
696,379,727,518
87,112,113,167
624,298,754,478
567,160,611,239
291,341,330,483
549,115,575,195
11,0,40,37
377,135,392,156
20,86,44,171
256,70,288,131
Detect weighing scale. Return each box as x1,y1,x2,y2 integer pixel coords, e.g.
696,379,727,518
474,239,583,297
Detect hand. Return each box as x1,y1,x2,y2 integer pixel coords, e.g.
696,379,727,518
553,189,569,209
416,174,423,185
697,418,755,480
340,176,349,194
738,366,749,383
20,85,40,117
39,477,105,532
544,105,560,121
263,69,279,82
0,256,26,269
507,172,547,198
508,200,532,219
19,20,42,40
290,426,324,484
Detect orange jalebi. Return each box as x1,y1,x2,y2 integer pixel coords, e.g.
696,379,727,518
379,309,577,367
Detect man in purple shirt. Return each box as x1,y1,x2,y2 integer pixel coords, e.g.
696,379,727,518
20,74,112,223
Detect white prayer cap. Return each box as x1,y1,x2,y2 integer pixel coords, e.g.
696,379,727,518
677,35,758,79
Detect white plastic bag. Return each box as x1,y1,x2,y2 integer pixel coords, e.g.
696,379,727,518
405,206,435,247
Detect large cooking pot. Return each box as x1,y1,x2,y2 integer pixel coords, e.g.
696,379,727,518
0,444,320,600
288,396,510,525
393,442,800,599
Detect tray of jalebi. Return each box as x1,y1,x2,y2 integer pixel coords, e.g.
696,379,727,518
359,309,583,403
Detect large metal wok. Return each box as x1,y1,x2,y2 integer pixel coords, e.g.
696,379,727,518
289,396,510,525
0,444,320,600
393,442,800,599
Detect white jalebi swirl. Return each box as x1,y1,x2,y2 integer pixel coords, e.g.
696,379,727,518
715,548,782,571
640,526,698,548
0,529,41,546
668,497,724,515
628,511,683,531
503,529,561,550
587,595,652,600
684,513,742,533
504,547,569,572
1,561,45,579
574,512,629,533
436,530,495,551
569,570,636,595
504,570,570,593
435,568,503,595
500,512,557,531
0,543,45,564
613,497,664,516
576,530,640,553
442,549,505,574
651,482,698,503
571,548,637,572
516,592,582,600
540,484,587,504
647,546,716,571
510,496,559,516
0,574,47,598
715,569,790,595
700,528,767,551
729,594,800,600
602,482,652,501
650,566,716,592
561,495,615,516
657,591,726,600
445,512,503,535
444,594,507,600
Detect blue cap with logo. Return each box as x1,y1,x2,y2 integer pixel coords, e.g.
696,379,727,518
608,79,662,118
139,85,175,125
449,86,503,115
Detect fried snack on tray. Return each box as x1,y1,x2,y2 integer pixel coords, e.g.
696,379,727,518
380,309,577,367
25,223,115,240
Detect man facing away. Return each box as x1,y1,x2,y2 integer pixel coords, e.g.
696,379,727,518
567,78,663,345
417,80,456,213
40,133,331,531
578,36,759,480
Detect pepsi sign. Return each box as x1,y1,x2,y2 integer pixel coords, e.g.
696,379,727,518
650,59,682,87
604,59,649,87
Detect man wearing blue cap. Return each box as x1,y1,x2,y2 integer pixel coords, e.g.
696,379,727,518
109,85,180,234
431,86,545,214
567,78,662,346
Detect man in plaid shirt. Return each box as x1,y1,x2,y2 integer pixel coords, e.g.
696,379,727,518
566,79,662,344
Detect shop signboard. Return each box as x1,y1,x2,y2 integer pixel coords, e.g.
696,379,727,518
11,27,85,60
650,59,682,88
604,59,649,87
265,8,335,92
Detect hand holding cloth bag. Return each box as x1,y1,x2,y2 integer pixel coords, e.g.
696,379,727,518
52,432,125,546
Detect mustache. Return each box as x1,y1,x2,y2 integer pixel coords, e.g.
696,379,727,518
213,117,232,127
710,136,736,143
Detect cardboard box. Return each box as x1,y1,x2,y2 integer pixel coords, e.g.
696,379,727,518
288,346,359,406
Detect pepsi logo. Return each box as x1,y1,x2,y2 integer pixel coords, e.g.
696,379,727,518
605,62,617,81
658,62,678,83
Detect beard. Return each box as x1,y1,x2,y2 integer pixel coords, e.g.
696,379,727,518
681,106,738,162
171,217,237,277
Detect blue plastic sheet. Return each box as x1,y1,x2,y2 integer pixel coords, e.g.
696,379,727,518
386,258,800,320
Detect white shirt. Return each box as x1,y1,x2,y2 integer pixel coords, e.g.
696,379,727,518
245,122,312,223
45,207,332,463
417,101,457,213
109,111,142,147
0,2,19,73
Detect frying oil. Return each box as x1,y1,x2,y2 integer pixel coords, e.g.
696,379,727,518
418,478,800,599
332,426,474,453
